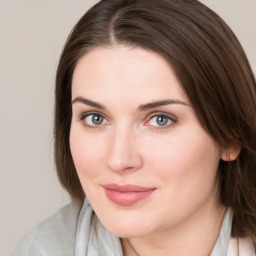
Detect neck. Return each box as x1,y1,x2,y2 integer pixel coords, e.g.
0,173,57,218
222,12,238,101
121,201,227,256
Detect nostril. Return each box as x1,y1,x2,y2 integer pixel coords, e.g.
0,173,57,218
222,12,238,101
106,154,143,173
123,166,135,171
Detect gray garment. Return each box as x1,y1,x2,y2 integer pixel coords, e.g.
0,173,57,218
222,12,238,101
12,198,232,256
12,200,82,256
74,199,123,256
211,208,233,256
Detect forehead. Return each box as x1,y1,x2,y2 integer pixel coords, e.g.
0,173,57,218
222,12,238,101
72,46,188,103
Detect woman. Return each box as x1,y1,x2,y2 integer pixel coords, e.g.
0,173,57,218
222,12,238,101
13,0,256,255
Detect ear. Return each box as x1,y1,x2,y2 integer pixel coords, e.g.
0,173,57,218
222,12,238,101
221,145,241,162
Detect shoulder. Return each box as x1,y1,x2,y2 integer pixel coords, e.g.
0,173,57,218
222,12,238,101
12,200,83,256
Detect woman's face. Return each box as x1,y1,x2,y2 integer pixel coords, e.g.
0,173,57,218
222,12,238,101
70,46,223,238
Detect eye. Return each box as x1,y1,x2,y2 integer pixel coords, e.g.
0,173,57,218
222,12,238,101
146,114,176,128
83,113,108,127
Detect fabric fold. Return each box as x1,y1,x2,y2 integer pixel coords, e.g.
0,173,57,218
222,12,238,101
210,208,233,256
74,199,123,256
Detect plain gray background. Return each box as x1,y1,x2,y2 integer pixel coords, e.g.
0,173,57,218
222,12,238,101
0,1,255,255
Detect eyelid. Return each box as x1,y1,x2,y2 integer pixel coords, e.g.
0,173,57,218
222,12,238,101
80,110,108,120
80,111,111,127
146,111,177,121
77,110,176,129
144,112,177,127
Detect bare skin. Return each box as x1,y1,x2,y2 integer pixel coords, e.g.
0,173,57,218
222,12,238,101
70,46,239,256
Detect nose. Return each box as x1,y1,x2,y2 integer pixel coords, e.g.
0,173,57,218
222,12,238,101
106,127,143,174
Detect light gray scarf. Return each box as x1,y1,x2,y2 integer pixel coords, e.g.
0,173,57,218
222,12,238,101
74,199,233,256
74,199,123,256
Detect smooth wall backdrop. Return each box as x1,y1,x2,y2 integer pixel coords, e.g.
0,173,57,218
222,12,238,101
0,1,255,255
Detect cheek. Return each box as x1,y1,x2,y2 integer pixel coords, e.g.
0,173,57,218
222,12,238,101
69,127,105,178
143,131,221,225
171,135,220,174
145,128,221,193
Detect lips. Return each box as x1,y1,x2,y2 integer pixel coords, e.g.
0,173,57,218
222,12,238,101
102,184,156,206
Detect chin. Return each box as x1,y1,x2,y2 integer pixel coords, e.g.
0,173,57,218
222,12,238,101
99,213,154,238
106,225,150,239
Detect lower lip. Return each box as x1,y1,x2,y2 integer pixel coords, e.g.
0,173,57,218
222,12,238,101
103,188,156,206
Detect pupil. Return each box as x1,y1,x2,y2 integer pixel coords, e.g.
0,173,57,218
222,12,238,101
92,115,103,125
157,116,168,126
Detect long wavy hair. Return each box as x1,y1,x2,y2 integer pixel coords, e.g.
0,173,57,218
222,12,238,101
54,0,256,244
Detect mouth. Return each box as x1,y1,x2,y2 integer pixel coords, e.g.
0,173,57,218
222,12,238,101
102,184,156,206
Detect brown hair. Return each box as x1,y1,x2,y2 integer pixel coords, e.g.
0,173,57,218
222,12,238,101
55,0,256,242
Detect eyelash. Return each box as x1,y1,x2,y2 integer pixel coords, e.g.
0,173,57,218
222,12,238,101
79,111,109,129
79,111,177,130
145,112,177,130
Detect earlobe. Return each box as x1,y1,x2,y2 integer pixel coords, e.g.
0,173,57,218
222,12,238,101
221,145,241,161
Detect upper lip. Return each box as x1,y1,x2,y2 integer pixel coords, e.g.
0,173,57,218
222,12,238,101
102,183,156,192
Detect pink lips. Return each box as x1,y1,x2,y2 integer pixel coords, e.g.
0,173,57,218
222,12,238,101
102,184,156,206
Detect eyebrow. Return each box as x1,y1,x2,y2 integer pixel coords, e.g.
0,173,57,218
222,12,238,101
72,97,106,110
72,97,189,111
138,99,189,111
